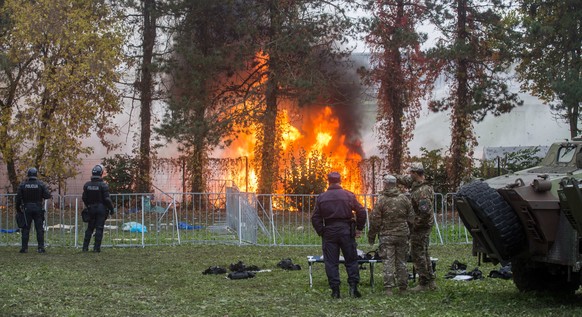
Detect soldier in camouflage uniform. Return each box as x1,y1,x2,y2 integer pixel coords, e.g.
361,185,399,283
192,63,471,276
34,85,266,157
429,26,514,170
397,162,437,291
368,174,414,296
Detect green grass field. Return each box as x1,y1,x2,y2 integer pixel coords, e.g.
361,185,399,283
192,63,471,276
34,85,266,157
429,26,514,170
1,243,582,317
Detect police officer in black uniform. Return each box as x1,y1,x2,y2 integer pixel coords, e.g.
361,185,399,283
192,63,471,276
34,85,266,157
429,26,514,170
15,167,52,253
311,171,368,299
82,165,114,252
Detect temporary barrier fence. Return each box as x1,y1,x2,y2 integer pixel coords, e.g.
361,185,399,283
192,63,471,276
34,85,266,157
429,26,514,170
0,190,471,248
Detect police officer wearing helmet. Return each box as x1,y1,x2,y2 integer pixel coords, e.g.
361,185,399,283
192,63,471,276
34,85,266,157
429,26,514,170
311,171,367,299
396,162,437,291
15,167,52,253
82,165,115,252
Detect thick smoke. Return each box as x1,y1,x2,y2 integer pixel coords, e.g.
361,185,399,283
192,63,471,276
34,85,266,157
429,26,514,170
318,54,370,158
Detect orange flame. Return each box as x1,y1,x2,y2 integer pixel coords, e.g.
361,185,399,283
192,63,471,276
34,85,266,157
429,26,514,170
217,51,363,193
220,104,363,193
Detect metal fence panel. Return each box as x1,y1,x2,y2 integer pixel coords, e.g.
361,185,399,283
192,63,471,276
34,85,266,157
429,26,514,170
0,191,471,248
0,194,19,246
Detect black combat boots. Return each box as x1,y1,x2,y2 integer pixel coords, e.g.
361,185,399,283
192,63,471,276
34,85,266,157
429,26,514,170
331,286,340,299
349,284,362,298
82,238,90,252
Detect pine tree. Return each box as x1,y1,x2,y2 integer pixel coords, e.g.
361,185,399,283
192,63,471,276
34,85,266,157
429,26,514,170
425,0,522,189
243,0,359,194
155,0,256,193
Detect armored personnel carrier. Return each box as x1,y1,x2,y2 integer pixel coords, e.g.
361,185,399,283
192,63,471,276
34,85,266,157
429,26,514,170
456,140,582,293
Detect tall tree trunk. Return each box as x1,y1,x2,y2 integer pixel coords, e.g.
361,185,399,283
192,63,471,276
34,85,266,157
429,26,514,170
190,139,207,193
376,0,417,175
6,157,18,192
137,0,156,193
390,96,404,174
387,38,404,174
258,0,281,195
35,95,55,170
568,101,579,139
389,1,405,174
1,104,19,191
384,64,405,174
566,59,580,139
449,0,472,190
566,15,581,140
258,72,279,194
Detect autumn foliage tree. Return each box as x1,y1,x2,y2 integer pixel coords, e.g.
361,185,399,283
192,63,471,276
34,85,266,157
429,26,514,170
425,0,522,190
0,0,125,192
363,0,429,174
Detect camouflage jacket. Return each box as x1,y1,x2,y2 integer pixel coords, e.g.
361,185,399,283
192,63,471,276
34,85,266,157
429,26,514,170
397,175,435,230
367,188,414,243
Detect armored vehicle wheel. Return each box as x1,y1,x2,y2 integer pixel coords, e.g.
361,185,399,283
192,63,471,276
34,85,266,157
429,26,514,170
457,180,526,260
512,259,581,294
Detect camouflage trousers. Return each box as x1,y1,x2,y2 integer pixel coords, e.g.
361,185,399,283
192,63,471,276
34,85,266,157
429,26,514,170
410,227,434,285
378,235,409,289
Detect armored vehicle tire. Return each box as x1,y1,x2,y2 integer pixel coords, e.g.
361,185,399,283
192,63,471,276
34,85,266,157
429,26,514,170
512,259,581,294
457,180,526,260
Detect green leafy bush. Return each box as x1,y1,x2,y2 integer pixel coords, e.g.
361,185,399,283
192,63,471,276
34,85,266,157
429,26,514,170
102,154,137,194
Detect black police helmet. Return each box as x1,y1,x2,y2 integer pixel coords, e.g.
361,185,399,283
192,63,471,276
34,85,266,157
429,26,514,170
92,165,103,177
27,167,38,178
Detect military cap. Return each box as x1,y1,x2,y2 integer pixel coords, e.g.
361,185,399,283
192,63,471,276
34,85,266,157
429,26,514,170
383,174,397,185
328,171,341,183
409,162,424,173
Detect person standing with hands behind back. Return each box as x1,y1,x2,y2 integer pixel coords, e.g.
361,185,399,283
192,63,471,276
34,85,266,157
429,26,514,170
15,167,52,253
311,172,368,299
368,174,414,296
82,165,115,252
397,162,437,291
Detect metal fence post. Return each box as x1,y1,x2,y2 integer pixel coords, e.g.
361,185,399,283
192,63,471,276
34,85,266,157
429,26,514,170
238,193,242,245
141,196,145,248
270,196,276,246
433,193,444,245
74,198,79,248
173,193,181,245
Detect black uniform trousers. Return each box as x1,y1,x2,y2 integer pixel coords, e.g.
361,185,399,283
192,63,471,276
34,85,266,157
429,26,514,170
83,204,107,250
322,222,360,288
21,205,45,250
